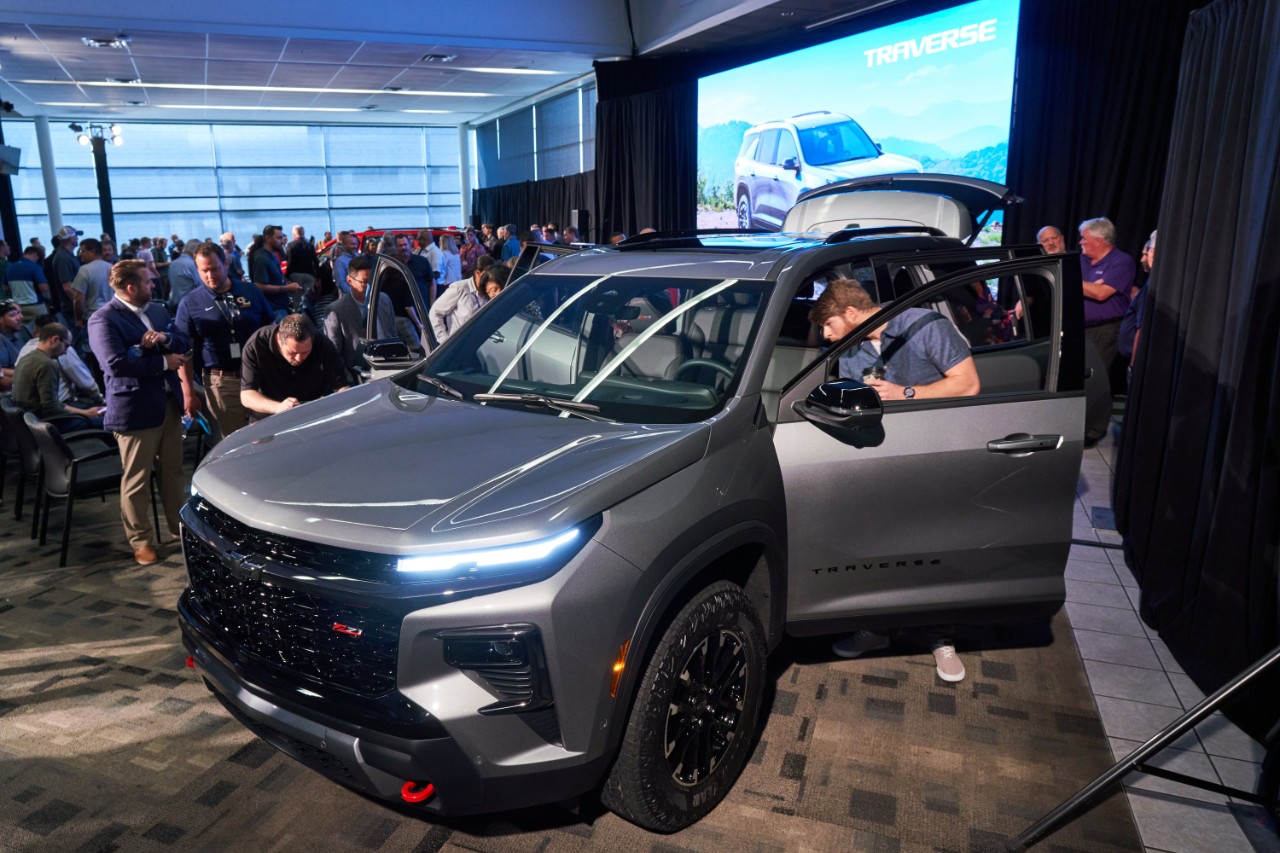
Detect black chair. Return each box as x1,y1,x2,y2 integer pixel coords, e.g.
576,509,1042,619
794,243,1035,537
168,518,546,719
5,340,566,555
0,393,17,508
25,412,131,567
1,396,113,529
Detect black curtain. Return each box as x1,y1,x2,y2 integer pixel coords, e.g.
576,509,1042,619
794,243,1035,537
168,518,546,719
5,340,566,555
592,59,697,239
1114,0,1280,741
1005,0,1208,259
470,171,596,241
0,117,21,248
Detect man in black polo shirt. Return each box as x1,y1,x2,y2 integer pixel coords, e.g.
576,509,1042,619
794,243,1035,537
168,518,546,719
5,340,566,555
240,313,347,424
175,241,273,441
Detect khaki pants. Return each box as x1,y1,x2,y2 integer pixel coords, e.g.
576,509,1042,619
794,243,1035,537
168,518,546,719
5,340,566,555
202,368,247,441
114,400,185,551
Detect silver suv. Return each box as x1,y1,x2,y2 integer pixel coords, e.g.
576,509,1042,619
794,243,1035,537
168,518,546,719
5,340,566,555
179,176,1085,832
735,111,922,231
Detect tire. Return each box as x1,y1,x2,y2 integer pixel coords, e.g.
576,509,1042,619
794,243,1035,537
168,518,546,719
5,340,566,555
601,580,767,832
736,192,754,230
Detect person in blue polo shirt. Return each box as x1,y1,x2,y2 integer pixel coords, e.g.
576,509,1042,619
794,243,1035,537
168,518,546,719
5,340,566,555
175,241,273,441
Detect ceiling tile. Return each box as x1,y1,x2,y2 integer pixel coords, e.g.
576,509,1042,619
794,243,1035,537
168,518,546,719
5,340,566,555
266,63,342,88
204,61,275,87
328,65,405,89
280,38,361,63
125,31,208,58
207,34,286,61
346,42,427,68
131,56,207,85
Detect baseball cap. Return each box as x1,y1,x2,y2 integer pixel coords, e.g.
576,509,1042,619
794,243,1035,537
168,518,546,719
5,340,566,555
0,299,19,315
56,225,83,239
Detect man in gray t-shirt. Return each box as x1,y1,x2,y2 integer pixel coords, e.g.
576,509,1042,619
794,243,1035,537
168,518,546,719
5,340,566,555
812,278,979,401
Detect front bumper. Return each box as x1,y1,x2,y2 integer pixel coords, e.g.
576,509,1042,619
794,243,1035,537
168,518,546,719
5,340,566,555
181,607,611,815
176,498,639,816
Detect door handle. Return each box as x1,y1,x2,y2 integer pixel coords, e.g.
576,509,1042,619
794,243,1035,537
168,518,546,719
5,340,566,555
987,433,1063,455
490,331,505,344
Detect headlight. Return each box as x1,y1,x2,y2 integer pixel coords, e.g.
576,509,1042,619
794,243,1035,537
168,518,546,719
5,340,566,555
397,527,584,575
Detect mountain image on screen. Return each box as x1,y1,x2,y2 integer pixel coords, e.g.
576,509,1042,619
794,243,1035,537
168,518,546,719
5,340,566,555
695,0,1020,230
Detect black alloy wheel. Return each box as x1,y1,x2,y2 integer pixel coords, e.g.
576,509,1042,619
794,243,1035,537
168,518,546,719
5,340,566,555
601,580,766,832
665,627,749,786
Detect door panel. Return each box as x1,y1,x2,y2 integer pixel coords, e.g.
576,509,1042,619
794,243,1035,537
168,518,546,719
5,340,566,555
774,255,1083,633
779,394,1081,633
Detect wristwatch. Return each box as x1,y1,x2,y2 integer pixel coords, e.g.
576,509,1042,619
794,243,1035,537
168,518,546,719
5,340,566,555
903,386,916,399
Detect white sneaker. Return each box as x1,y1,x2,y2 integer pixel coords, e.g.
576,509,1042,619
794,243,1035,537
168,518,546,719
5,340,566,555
932,641,966,682
832,630,890,659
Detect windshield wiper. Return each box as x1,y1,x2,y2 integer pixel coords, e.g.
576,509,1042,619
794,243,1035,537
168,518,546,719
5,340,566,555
473,392,607,421
420,375,463,399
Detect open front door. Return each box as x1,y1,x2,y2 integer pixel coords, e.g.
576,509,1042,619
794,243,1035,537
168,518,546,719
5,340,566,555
362,253,430,381
775,254,1085,636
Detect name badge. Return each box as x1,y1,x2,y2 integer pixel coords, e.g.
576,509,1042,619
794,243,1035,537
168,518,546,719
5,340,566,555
229,342,242,359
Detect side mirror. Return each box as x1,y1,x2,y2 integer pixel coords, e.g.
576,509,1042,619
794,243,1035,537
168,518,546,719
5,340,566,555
875,142,884,153
793,380,883,430
782,157,800,174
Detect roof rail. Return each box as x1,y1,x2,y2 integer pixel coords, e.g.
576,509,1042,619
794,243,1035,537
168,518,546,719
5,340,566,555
822,225,947,244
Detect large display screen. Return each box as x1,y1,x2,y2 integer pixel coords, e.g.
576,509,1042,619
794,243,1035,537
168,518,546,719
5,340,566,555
696,0,1020,235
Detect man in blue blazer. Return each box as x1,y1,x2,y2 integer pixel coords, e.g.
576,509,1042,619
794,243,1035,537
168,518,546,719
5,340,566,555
88,259,191,565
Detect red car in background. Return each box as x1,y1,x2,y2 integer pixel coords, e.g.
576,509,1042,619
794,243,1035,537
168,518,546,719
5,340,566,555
316,227,462,257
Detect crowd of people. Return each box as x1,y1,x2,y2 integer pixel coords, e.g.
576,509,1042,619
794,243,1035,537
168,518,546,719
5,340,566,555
0,217,570,566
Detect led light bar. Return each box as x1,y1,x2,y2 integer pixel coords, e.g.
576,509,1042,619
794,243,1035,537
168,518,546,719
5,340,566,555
397,528,580,574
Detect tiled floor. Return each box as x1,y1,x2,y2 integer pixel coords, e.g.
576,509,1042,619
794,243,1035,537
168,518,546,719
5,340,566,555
1068,422,1275,853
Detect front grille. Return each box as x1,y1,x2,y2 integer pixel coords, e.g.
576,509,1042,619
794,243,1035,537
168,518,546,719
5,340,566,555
184,529,401,698
191,498,398,581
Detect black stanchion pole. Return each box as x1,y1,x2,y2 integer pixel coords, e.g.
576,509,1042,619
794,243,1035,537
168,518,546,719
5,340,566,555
1006,642,1280,851
90,136,116,242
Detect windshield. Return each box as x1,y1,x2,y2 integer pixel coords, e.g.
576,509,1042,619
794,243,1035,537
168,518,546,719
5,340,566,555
400,273,771,424
797,120,879,167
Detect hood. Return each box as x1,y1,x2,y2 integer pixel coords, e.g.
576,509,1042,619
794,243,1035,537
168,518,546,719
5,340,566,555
783,173,1021,243
192,382,709,554
813,152,923,181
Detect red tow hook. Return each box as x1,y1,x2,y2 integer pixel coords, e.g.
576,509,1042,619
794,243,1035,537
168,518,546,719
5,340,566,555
186,656,195,668
401,781,435,803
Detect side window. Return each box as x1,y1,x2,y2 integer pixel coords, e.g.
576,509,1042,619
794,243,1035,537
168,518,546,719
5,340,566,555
739,132,761,161
761,264,875,420
755,130,780,166
826,270,1057,399
774,131,799,166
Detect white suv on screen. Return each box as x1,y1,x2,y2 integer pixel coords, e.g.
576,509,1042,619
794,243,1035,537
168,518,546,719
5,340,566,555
734,111,922,230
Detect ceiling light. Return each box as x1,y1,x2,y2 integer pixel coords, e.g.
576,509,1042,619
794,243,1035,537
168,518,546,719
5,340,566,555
125,100,146,106
454,67,562,75
82,34,130,49
153,105,362,112
108,77,141,85
109,124,122,134
382,86,404,92
20,79,492,98
360,105,378,110
77,134,90,145
67,122,84,132
112,136,124,146
420,53,457,63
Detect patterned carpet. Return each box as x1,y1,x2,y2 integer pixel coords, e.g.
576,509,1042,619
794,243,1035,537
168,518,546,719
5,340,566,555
0,460,1141,853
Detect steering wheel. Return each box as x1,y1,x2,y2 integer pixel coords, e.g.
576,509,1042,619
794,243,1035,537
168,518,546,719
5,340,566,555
675,358,735,382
